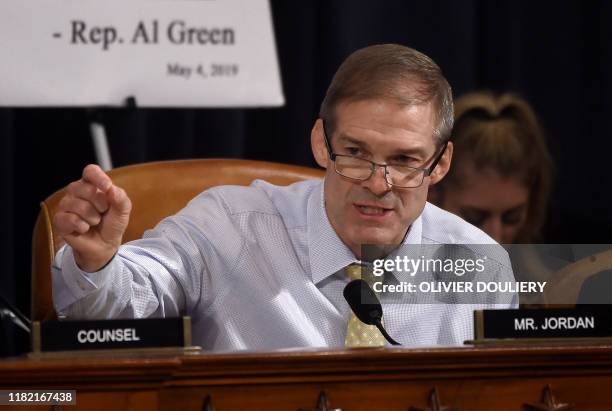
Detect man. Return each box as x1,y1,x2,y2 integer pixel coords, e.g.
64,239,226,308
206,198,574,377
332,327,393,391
52,44,514,351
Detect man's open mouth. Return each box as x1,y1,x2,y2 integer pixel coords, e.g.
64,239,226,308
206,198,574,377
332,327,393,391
354,204,393,216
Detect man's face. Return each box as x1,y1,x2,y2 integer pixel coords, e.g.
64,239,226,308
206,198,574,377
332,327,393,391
311,99,452,257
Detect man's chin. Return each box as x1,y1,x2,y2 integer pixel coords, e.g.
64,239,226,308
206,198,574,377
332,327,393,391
352,231,398,248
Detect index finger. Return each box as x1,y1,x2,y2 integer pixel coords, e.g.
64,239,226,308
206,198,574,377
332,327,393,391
81,164,112,192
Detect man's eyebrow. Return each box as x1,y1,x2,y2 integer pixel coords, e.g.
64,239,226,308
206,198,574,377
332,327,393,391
391,147,429,157
337,134,371,149
336,133,432,158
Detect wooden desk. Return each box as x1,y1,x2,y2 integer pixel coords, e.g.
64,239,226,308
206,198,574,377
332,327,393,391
1,345,612,410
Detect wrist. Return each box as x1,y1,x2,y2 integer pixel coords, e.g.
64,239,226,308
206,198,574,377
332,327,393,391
74,249,118,273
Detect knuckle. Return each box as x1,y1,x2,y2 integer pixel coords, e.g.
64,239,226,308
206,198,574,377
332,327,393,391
53,212,72,234
66,213,79,225
68,214,87,232
66,181,79,194
76,200,97,220
52,212,64,230
80,183,96,198
91,214,102,225
73,200,88,217
63,196,83,216
58,195,70,210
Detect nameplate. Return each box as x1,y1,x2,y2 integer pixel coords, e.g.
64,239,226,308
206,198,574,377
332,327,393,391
473,307,612,342
32,317,191,353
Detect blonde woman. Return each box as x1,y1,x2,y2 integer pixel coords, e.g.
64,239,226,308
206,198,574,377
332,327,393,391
430,91,554,244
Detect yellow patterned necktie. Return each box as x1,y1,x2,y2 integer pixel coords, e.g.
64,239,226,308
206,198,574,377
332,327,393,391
344,263,386,348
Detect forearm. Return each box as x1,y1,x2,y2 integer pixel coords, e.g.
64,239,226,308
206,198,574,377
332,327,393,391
52,241,189,319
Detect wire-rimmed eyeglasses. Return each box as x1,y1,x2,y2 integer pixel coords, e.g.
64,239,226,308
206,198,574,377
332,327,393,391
322,121,448,188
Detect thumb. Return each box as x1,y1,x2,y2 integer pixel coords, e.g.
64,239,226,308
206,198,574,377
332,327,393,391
99,185,132,242
106,185,132,217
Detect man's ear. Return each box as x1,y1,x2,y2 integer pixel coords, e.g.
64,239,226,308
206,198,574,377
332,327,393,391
311,119,329,169
429,141,453,185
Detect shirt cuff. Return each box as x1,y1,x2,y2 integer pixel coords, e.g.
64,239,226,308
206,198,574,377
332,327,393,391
56,245,116,300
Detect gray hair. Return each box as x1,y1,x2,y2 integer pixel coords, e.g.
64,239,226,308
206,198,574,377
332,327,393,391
320,44,454,145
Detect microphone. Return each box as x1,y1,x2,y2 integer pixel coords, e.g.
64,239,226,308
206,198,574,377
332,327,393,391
0,293,31,333
343,279,400,346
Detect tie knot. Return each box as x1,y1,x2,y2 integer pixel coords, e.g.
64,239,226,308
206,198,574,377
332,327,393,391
346,264,361,281
346,263,376,286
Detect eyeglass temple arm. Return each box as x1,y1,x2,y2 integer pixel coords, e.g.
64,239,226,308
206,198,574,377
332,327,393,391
425,141,448,176
321,120,335,159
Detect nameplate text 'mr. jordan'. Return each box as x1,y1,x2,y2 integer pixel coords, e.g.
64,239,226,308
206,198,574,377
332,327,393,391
473,307,612,342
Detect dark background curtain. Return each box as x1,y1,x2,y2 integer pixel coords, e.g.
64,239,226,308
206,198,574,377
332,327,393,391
1,0,611,355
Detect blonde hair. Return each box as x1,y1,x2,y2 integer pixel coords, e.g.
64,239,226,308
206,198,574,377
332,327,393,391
440,91,554,242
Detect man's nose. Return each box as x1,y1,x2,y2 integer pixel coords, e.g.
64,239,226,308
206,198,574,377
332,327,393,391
362,166,392,196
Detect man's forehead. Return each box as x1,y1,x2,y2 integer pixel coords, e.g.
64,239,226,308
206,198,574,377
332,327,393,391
332,101,438,154
335,98,435,127
335,96,435,116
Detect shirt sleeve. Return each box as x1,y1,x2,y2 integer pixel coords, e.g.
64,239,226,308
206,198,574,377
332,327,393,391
487,246,519,308
51,188,244,319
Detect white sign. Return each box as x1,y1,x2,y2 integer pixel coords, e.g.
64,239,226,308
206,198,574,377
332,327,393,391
0,0,284,107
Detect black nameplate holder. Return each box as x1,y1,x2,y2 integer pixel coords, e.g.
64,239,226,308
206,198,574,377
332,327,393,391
31,316,198,357
469,307,612,345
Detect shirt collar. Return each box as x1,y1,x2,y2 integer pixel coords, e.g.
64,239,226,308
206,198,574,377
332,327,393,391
307,181,423,284
404,207,422,245
307,182,357,284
